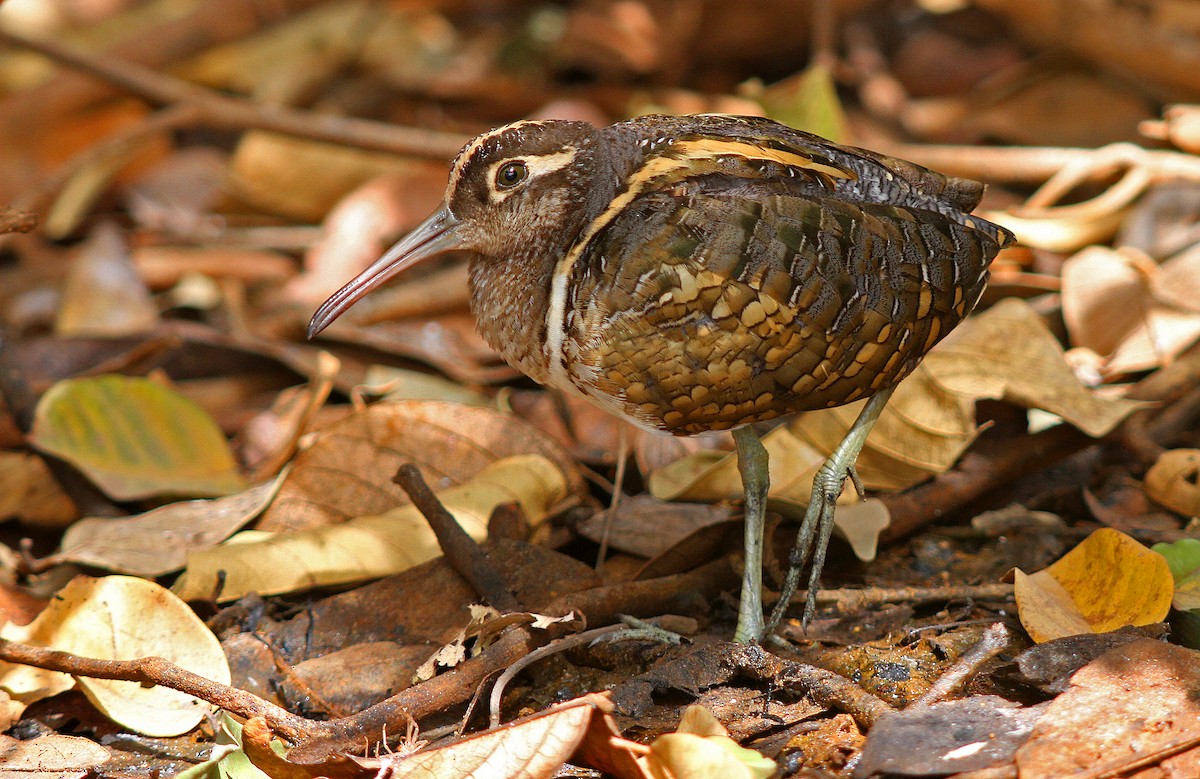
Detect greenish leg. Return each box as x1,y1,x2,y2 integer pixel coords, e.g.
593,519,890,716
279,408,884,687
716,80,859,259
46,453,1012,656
732,424,769,644
764,385,896,638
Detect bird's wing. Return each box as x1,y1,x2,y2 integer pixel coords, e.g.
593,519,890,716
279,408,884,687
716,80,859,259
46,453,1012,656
561,179,1006,434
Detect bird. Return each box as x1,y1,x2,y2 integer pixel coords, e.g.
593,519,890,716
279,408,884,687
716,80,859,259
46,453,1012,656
308,114,1014,644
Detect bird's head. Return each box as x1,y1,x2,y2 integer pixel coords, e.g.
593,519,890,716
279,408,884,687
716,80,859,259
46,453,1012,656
308,119,607,338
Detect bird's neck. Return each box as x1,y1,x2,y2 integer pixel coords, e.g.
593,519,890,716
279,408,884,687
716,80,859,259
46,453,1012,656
467,245,561,385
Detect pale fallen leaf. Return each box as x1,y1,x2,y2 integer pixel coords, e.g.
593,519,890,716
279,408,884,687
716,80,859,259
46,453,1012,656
0,575,231,737
0,733,110,772
285,166,450,308
1013,528,1173,643
1144,449,1200,517
923,298,1145,438
241,694,644,779
174,454,570,602
29,374,246,501
258,400,583,532
1062,245,1200,376
52,472,285,577
0,451,78,528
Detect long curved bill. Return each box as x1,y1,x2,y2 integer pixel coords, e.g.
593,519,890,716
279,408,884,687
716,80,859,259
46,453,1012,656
307,207,463,338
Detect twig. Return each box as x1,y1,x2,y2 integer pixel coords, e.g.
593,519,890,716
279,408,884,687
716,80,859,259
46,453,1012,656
488,615,690,728
392,464,520,611
0,28,469,160
914,623,1010,707
879,424,1094,543
786,583,1014,616
0,638,312,739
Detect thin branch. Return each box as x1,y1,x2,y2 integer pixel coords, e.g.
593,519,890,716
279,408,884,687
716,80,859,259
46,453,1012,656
0,27,469,160
392,463,520,611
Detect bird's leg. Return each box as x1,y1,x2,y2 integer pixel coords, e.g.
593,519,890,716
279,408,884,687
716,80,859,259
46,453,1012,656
732,424,770,644
764,386,896,638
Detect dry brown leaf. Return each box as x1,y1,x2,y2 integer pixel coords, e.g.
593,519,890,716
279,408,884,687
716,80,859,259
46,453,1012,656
1144,449,1200,517
174,454,571,602
52,472,285,576
923,297,1144,437
1014,528,1174,643
241,351,340,481
258,399,583,532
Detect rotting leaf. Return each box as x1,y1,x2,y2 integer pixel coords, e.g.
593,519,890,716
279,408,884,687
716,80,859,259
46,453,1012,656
0,575,231,737
1015,639,1200,779
29,374,246,501
51,472,286,577
174,454,571,602
1013,528,1173,643
1144,449,1200,517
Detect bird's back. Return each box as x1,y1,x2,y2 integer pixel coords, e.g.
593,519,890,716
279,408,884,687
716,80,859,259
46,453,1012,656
551,115,1012,435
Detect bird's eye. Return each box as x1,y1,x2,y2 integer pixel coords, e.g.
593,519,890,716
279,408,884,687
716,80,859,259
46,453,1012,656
495,161,528,190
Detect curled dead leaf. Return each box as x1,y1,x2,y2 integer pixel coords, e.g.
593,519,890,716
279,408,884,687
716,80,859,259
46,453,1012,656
1144,449,1200,517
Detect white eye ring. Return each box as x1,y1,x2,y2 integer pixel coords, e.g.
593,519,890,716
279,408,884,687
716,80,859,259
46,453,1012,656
495,161,528,189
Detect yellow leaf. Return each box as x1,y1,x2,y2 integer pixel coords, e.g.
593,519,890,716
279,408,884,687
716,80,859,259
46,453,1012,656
644,706,775,779
29,375,245,501
1014,528,1173,643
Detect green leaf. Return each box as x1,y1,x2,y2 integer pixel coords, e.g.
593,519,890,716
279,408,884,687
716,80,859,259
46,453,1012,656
757,63,846,142
30,374,245,500
1152,538,1200,581
1153,539,1200,611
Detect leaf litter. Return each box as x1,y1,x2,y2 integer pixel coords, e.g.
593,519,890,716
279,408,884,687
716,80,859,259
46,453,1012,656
1,1,1200,777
